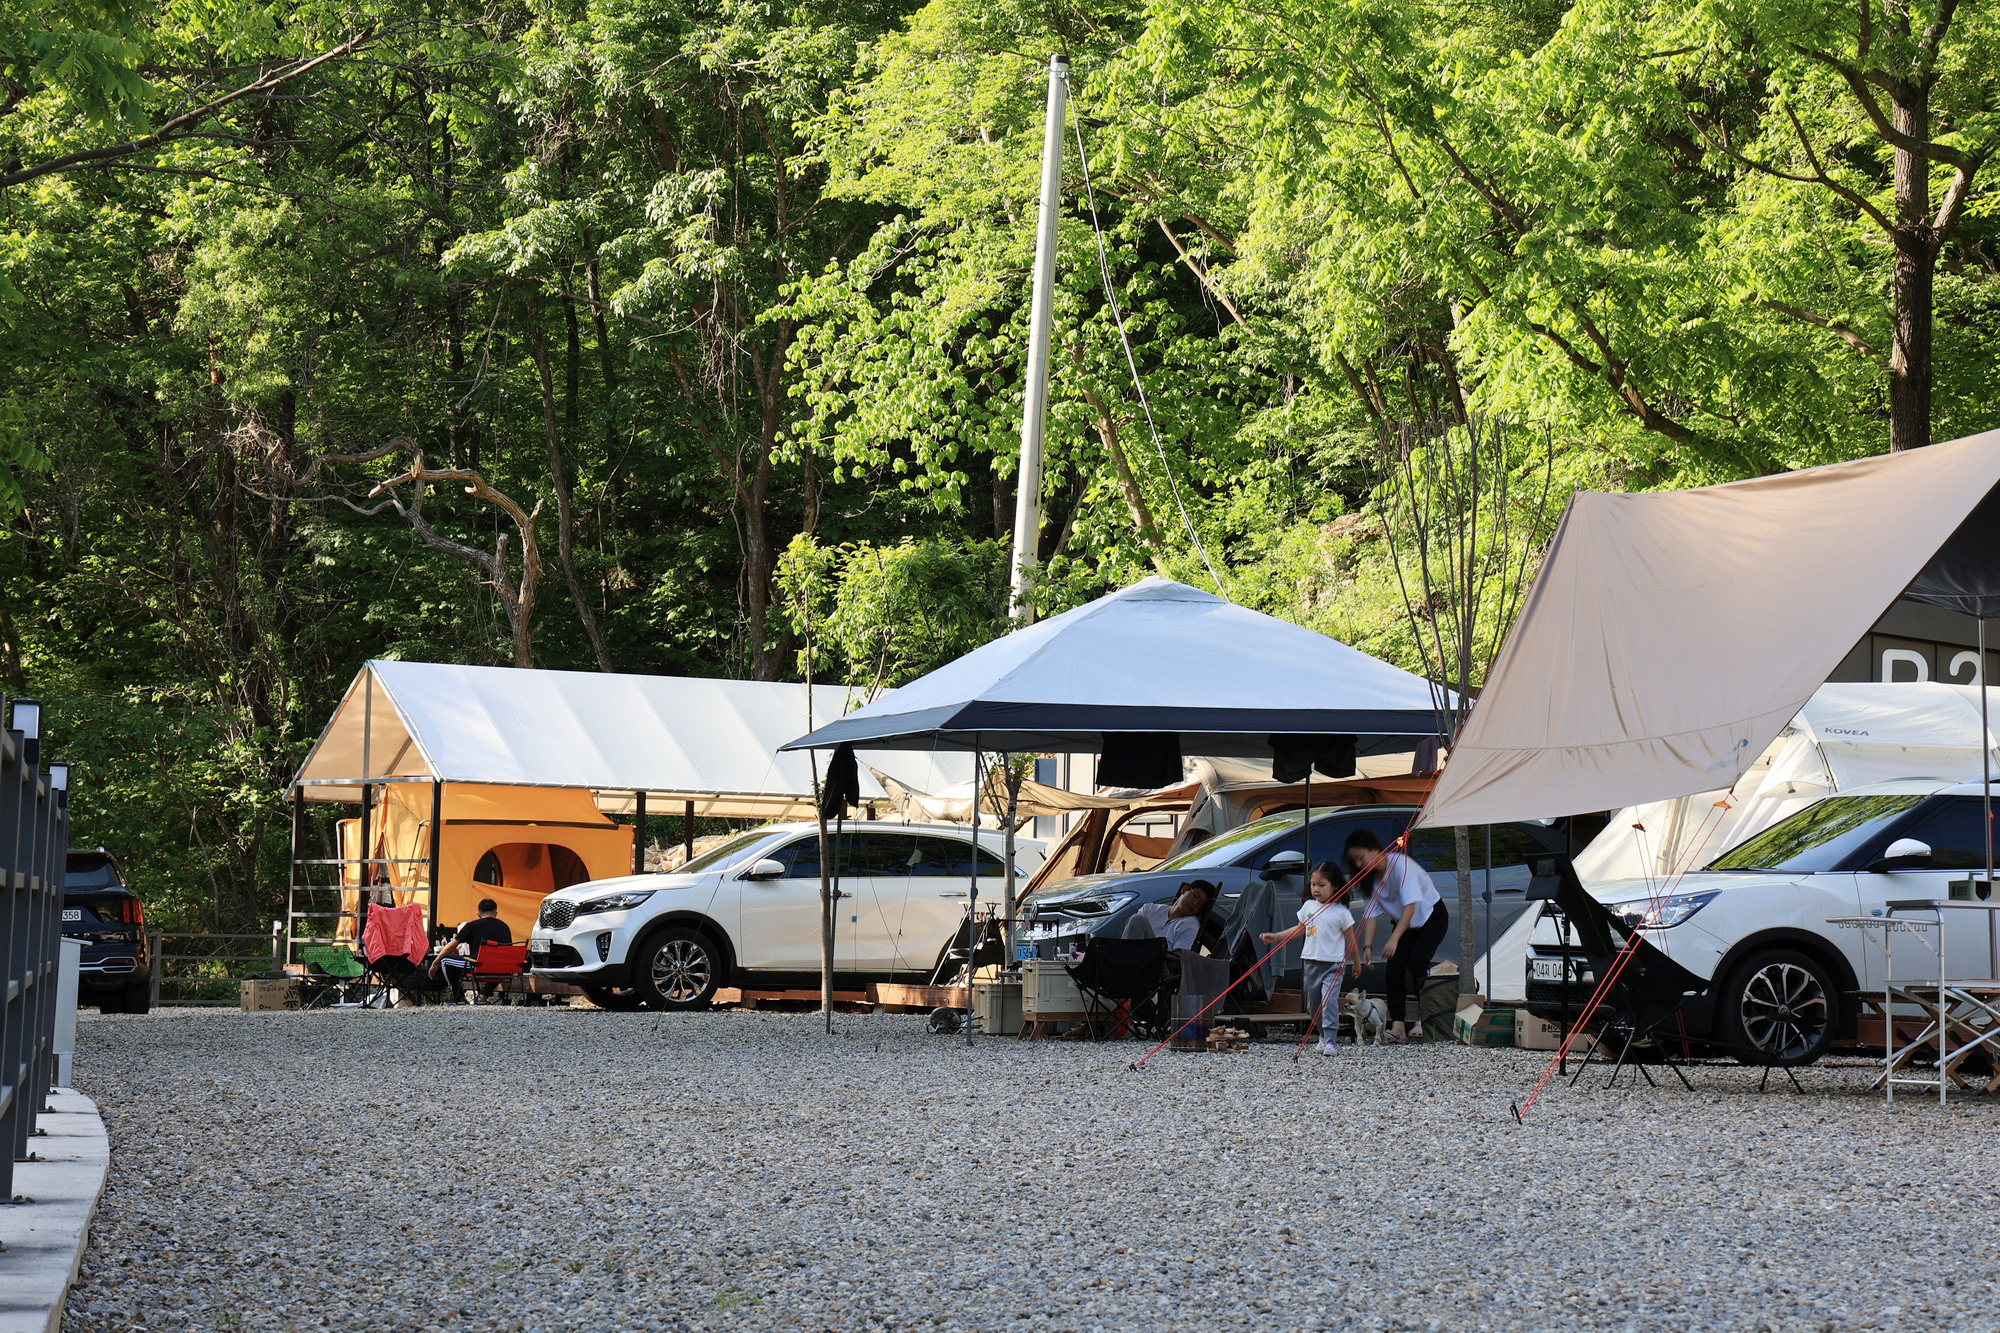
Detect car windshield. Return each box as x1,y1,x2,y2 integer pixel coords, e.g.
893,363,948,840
1154,812,1306,871
679,831,779,874
1707,793,1928,872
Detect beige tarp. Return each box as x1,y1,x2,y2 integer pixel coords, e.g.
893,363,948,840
1421,428,2000,828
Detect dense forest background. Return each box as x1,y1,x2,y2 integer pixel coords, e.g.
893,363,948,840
3,0,1995,927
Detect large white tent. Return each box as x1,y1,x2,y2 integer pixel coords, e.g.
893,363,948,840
293,660,970,818
1573,683,2000,883
782,576,1445,755
1421,428,2000,829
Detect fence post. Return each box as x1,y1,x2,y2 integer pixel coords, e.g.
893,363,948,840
270,920,282,974
0,699,66,1200
149,930,162,1010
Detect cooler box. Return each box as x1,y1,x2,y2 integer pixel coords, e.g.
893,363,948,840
974,981,1023,1036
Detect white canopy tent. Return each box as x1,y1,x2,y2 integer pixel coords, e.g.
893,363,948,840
1573,683,2000,884
1421,427,2000,829
782,576,1446,755
293,660,970,819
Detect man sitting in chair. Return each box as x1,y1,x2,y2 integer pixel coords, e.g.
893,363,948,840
1126,880,1218,953
429,899,513,1003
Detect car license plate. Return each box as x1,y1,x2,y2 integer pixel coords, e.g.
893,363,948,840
61,909,82,922
1530,958,1567,981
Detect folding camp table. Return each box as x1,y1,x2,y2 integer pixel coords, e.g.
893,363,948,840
1829,900,2000,1106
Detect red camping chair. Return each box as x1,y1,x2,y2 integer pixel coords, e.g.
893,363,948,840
467,943,529,1005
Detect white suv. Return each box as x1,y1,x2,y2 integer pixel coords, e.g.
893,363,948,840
528,821,1045,1010
1525,779,1999,1064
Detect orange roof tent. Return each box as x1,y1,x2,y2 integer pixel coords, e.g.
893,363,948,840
287,661,973,954
326,782,631,944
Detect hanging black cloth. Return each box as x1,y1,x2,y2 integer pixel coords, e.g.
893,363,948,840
819,742,861,819
1269,734,1357,783
1098,733,1182,789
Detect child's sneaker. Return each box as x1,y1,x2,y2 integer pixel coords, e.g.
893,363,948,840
1317,1040,1339,1056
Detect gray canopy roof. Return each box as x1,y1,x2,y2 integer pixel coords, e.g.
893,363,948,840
781,577,1446,754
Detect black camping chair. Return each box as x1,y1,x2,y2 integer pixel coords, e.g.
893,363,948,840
1527,854,1717,1091
930,913,1009,987
1067,937,1174,1041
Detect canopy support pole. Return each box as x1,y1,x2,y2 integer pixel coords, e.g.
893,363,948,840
427,780,442,931
684,801,695,864
1002,756,1023,964
967,749,983,1046
813,748,833,1032
287,786,304,964
632,790,647,876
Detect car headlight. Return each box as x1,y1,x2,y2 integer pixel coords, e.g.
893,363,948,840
1033,891,1138,921
574,890,654,917
1611,890,1719,930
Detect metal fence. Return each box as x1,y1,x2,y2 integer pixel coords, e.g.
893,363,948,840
148,927,285,1007
0,697,68,1200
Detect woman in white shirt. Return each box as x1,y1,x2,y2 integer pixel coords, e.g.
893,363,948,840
1346,828,1446,1043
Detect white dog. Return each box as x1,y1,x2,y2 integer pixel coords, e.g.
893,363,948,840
1342,990,1390,1046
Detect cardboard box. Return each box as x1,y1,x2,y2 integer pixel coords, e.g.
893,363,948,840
240,979,300,1012
1516,1012,1564,1050
1457,1003,1515,1047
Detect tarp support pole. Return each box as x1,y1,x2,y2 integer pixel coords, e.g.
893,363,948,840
633,791,647,876
427,780,442,931
1983,618,1994,977
685,801,695,863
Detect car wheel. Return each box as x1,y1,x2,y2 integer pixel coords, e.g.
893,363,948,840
636,928,723,1011
581,985,647,1011
118,979,151,1016
1720,948,1837,1066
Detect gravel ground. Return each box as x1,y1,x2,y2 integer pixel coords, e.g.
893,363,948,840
61,1007,2000,1333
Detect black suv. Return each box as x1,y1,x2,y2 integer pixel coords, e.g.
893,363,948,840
64,850,153,1015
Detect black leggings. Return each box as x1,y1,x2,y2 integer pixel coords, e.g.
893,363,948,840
1385,906,1449,1025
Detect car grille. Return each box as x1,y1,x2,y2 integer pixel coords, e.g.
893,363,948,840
539,900,576,930
531,944,584,970
80,956,137,975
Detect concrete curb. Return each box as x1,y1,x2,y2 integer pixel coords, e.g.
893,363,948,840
0,1091,109,1333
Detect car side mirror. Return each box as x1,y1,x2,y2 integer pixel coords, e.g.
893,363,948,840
741,859,787,881
1868,838,1933,873
1263,850,1306,876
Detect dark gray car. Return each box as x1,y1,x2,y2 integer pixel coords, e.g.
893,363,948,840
1019,806,1568,992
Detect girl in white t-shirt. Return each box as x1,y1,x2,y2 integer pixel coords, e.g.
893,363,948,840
1260,860,1359,1056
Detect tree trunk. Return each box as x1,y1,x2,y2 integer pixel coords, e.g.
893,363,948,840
1888,85,1935,452
527,315,614,670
